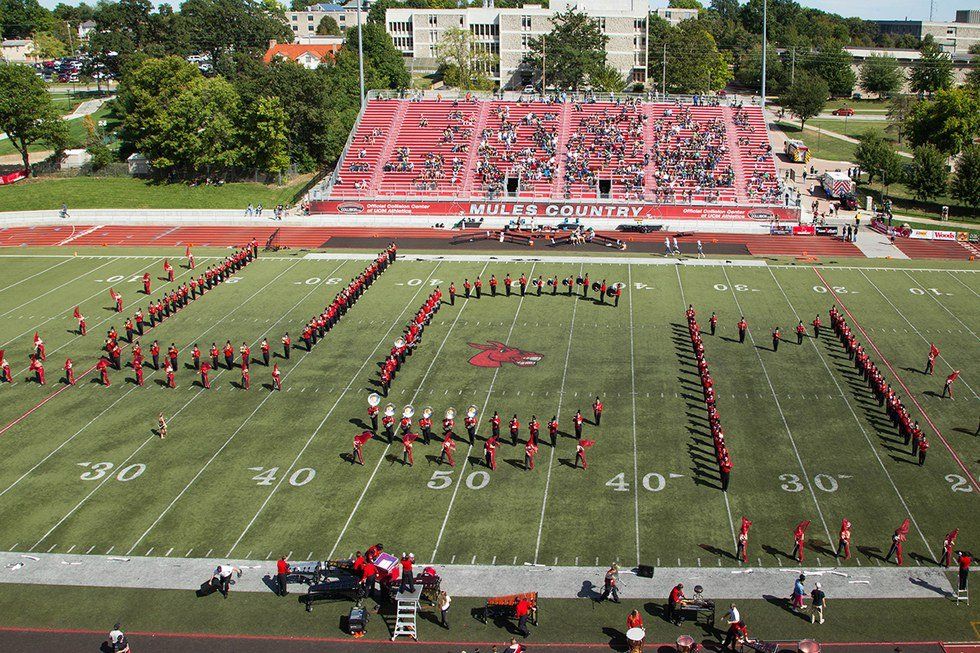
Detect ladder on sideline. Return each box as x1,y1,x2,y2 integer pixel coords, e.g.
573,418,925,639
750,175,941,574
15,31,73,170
955,587,969,605
391,589,421,641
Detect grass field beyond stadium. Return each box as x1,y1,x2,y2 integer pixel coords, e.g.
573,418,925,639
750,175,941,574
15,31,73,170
0,251,976,572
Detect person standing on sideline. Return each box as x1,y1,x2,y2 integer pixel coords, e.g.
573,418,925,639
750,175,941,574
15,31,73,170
276,556,290,596
809,582,826,624
723,620,748,651
667,582,686,624
958,551,972,592
627,608,643,631
599,563,620,602
790,574,806,612
107,623,129,653
212,564,240,598
515,596,533,637
697,239,705,258
724,603,740,628
399,553,415,594
438,590,451,628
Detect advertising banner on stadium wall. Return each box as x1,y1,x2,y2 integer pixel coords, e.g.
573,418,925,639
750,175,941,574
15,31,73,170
909,230,932,239
792,225,815,235
311,199,800,221
932,231,957,241
0,169,29,185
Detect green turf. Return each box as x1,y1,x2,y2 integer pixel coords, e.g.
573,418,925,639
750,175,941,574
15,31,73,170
0,176,312,211
806,119,899,146
0,254,976,571
823,99,892,114
0,106,115,158
0,583,977,643
774,122,857,163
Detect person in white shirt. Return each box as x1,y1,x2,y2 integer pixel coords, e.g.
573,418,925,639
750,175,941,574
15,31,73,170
725,603,740,626
107,623,129,652
212,564,241,598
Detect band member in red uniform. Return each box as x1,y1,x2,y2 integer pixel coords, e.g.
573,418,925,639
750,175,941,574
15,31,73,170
490,411,501,438
96,357,110,386
599,279,607,303
489,275,498,297
772,327,781,352
575,438,593,469
504,274,512,297
836,519,852,560
524,440,538,470
442,412,455,435
528,416,540,446
112,289,123,313
382,411,395,442
352,431,372,465
439,431,456,467
400,413,412,436
581,273,589,299
282,332,291,360
241,365,250,390
719,452,732,491
167,343,178,371
509,414,520,446
573,410,584,438
368,402,379,432
143,272,151,295
548,416,559,447
941,370,959,399
736,517,751,563
474,277,482,299
164,259,175,282
240,343,250,368
885,520,909,566
812,315,822,339
709,312,718,336
223,341,234,370
272,364,282,391
917,434,929,465
926,343,939,375
29,356,45,384
134,360,144,386
187,247,195,270
401,431,417,466
792,521,809,563
261,338,271,366
737,317,748,343
33,332,46,361
200,361,211,389
796,321,805,345
165,360,175,388
191,344,201,370
941,529,958,567
64,357,75,385
484,435,498,470
448,282,456,306
592,397,603,426
463,278,471,299
1,354,12,383
464,411,477,445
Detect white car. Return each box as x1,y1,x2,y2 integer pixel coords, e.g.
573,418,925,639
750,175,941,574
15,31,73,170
522,85,536,95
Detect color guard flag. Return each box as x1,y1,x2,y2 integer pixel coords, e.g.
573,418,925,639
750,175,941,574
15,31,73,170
896,518,910,541
73,306,81,319
740,517,753,535
794,520,811,538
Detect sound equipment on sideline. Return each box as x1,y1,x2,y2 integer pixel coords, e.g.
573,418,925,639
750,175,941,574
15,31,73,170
348,605,367,636
637,564,654,578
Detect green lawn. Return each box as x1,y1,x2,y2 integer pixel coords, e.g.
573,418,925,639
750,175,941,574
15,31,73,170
775,122,857,162
0,175,312,211
807,118,900,146
857,180,979,224
0,105,116,158
0,255,975,572
824,98,892,114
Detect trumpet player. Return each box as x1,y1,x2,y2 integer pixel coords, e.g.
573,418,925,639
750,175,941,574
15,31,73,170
400,405,414,435
419,407,433,444
382,404,396,442
464,405,478,444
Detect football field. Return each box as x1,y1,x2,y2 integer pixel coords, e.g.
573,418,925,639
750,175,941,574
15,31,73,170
0,250,977,572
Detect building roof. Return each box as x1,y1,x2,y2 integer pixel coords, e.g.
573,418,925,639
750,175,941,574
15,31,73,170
309,3,348,11
2,39,32,47
262,42,341,64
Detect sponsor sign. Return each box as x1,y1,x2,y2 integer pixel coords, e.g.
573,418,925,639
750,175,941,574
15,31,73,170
932,231,957,241
909,229,932,240
792,225,816,236
0,169,29,185
309,199,800,221
770,225,793,235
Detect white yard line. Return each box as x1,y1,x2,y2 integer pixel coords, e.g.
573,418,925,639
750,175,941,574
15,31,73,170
29,259,318,550
903,270,979,341
428,263,537,564
326,262,486,561
768,268,936,560
675,265,736,549
233,262,450,557
0,258,119,322
945,271,979,298
532,263,583,565
0,258,72,295
627,264,642,563
720,266,834,546
858,270,979,401
123,262,354,555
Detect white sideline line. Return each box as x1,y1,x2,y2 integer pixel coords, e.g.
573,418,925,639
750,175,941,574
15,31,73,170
124,261,351,554
29,259,316,550
429,263,537,564
0,258,72,295
767,268,936,559
532,263,583,565
720,266,833,546
858,270,979,401
675,266,736,549
235,262,448,557
325,261,485,561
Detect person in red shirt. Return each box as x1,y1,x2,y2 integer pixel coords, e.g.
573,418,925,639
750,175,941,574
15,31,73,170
772,327,781,352
191,345,201,370
812,315,822,339
448,282,456,306
527,416,540,446
917,434,929,466
723,620,748,651
719,453,732,491
276,556,290,596
515,597,533,637
281,332,291,360
547,416,559,447
78,314,87,336
272,363,282,391
490,411,501,438
957,551,972,592
489,275,498,296
223,341,234,370
504,274,512,297
667,583,686,624
440,432,456,467
64,358,75,385
165,360,175,388
209,343,219,370
926,343,940,374
796,320,806,345
134,360,144,386
575,439,592,469
96,357,110,386
836,519,852,561
365,543,383,562
33,333,46,361
399,553,415,593
2,355,13,383
261,338,270,366
164,259,174,282
524,441,538,470
143,272,151,295
352,431,372,465
474,277,483,299
114,291,124,313
241,365,250,390
737,317,748,343
30,357,45,385
240,342,250,368
592,397,603,426
626,609,642,631
401,431,416,466
484,436,498,470
942,370,959,399
360,561,377,599
509,415,520,445
200,361,211,389
573,410,584,438
941,530,958,568
168,344,178,370
463,278,471,299
709,312,718,336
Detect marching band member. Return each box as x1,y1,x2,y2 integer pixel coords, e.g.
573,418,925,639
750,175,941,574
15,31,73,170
592,397,603,426
941,529,958,567
352,431,372,466
209,342,219,370
509,414,520,446
519,272,527,297
401,431,417,466
382,408,396,442
547,416,559,447
464,409,477,445
796,320,806,345
223,341,234,369
134,359,144,386
282,332,291,360
64,357,75,385
241,364,250,390
442,409,455,435
439,431,456,467
167,343,179,371
400,412,413,436
771,327,781,352
1,354,12,383
33,332,46,361
941,370,959,399
737,317,748,343
272,363,282,391
164,259,175,282
368,396,380,432
528,416,540,446
419,408,433,443
490,411,501,438
142,272,152,295
812,314,822,339
124,317,135,343
489,275,498,297
474,277,482,299
524,440,538,470
574,438,593,469
30,356,45,385
96,357,110,386
164,360,175,388
200,361,211,389
261,338,271,366
836,519,852,560
463,278,471,299
709,312,718,336
191,344,201,370
504,273,512,297
484,435,498,470
925,343,939,375
573,410,584,438
448,282,456,306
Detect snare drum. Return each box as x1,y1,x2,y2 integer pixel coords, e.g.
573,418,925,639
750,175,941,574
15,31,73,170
626,627,646,653
676,634,695,653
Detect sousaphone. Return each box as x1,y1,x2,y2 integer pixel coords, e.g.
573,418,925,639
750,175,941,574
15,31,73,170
444,407,456,421
403,405,415,419
384,403,396,418
466,404,478,419
421,406,434,419
368,392,382,408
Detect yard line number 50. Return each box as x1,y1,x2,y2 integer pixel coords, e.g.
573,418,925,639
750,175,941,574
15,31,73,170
427,470,490,491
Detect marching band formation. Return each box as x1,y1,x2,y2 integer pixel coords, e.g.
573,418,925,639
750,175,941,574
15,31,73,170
449,273,624,306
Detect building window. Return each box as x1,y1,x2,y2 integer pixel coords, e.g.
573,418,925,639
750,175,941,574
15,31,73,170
430,29,438,42
521,15,532,31
598,17,606,31
428,14,437,26
291,14,297,21
521,34,530,48
307,14,313,20
634,18,645,30
292,25,298,31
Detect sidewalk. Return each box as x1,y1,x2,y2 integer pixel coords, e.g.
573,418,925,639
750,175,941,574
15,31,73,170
851,228,909,259
0,551,954,600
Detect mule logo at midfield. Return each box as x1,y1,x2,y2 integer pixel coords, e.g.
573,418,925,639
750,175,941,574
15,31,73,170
467,341,543,368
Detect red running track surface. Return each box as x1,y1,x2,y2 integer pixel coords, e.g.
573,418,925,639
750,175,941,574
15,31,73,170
604,231,864,258
67,226,334,249
0,225,91,247
893,238,974,260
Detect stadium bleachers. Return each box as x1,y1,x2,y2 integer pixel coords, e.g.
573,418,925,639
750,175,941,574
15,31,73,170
330,98,781,205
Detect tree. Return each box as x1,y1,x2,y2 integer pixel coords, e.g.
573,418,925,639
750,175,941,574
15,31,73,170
316,15,340,36
0,65,69,172
117,56,202,150
648,17,730,93
343,23,410,89
289,0,307,9
588,64,624,92
858,54,903,98
526,10,607,91
668,0,702,8
904,144,949,202
855,130,902,185
951,145,980,210
244,95,291,174
804,47,855,97
735,44,787,93
904,88,980,155
434,27,497,90
887,94,915,144
181,0,292,72
780,76,828,130
909,35,953,96
0,0,50,39
32,32,69,59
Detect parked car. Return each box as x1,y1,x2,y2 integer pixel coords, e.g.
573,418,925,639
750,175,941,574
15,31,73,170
832,107,855,116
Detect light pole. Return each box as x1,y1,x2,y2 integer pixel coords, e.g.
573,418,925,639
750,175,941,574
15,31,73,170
356,0,365,106
760,0,767,110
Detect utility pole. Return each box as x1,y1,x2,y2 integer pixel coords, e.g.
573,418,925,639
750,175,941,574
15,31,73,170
790,46,795,85
542,34,546,92
661,42,666,100
760,0,767,109
356,0,365,106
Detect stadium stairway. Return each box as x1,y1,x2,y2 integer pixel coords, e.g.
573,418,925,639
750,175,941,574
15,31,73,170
366,100,409,194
